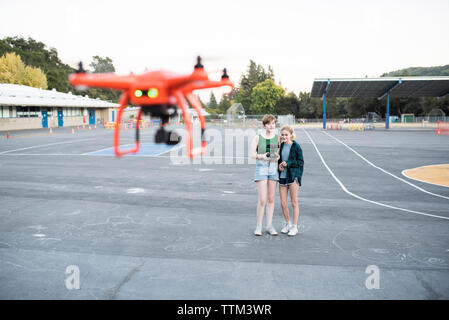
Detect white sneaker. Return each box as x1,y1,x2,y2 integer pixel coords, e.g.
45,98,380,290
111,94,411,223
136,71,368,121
288,225,298,236
254,224,262,236
266,224,278,236
281,221,292,234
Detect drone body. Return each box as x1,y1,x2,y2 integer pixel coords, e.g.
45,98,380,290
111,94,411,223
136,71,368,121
69,57,233,159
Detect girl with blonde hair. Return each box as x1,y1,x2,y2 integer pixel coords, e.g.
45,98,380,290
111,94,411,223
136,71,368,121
278,125,304,236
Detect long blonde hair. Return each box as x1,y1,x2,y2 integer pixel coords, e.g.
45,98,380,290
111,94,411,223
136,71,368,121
280,125,295,141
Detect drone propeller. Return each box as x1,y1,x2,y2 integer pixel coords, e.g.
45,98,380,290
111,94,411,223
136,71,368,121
221,68,229,79
76,61,86,74
194,56,204,69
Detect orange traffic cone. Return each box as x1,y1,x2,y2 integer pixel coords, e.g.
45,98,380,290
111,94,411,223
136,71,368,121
77,125,79,130
49,128,53,134
82,124,85,130
94,125,97,130
89,126,91,130
72,128,75,134
6,132,10,139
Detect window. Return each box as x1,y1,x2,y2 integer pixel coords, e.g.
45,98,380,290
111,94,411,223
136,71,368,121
17,106,29,118
30,107,40,118
1,106,10,118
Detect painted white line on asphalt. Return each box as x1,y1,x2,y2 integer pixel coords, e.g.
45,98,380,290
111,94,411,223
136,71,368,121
154,143,186,156
0,138,94,155
0,153,253,162
0,153,88,156
303,128,449,221
81,145,119,155
323,131,449,200
126,188,145,194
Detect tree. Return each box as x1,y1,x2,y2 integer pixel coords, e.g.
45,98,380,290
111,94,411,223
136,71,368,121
22,65,47,89
235,60,275,114
89,56,116,73
84,55,120,102
0,52,22,84
0,37,73,92
217,93,232,113
208,92,218,109
251,79,285,114
0,52,47,89
275,92,300,117
297,91,321,118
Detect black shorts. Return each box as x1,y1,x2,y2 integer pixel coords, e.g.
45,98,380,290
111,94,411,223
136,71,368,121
279,178,299,186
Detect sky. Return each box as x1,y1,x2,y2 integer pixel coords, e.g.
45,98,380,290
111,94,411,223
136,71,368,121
0,0,448,101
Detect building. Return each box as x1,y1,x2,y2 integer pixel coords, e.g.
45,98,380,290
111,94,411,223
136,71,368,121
0,83,119,131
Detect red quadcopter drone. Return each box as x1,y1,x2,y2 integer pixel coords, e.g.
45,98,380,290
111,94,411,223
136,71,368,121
69,56,234,159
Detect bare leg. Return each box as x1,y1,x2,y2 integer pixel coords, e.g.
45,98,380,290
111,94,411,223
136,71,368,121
256,180,268,225
289,180,300,225
265,180,278,226
279,185,290,222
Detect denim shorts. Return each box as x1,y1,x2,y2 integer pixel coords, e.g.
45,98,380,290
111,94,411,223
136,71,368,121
254,159,279,182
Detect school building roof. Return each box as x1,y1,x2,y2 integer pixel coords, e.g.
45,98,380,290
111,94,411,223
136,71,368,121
0,83,119,108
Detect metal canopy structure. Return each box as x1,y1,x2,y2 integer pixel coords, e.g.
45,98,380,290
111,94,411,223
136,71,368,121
310,76,449,129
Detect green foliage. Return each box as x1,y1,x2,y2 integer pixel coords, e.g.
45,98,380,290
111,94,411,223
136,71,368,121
235,60,274,114
89,56,115,73
0,36,73,92
217,93,232,113
275,92,300,117
208,92,218,109
251,79,285,114
0,36,120,102
85,55,120,102
381,65,449,77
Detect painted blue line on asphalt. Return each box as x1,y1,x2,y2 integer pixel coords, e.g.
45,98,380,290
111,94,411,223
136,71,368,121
86,143,177,156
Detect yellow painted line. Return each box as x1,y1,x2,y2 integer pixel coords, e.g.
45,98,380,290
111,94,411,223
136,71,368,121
402,164,449,188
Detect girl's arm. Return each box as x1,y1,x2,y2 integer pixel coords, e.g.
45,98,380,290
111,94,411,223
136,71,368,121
286,144,304,168
278,142,283,166
250,135,260,159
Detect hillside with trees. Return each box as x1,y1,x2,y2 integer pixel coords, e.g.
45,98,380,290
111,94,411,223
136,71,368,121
381,65,449,77
0,36,119,102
